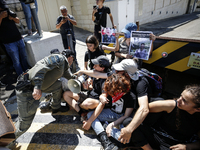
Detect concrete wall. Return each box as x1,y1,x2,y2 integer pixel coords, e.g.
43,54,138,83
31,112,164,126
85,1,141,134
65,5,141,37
70,0,189,32
5,0,194,33
37,0,72,31
135,0,188,25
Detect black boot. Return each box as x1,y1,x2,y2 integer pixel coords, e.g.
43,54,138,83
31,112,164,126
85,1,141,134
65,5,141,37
98,131,119,150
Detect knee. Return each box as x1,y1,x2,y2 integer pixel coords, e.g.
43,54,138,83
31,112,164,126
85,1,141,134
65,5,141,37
80,98,99,110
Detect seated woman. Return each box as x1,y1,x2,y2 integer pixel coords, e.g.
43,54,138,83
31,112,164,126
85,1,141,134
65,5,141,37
84,34,119,70
114,23,155,69
123,85,200,150
85,73,137,150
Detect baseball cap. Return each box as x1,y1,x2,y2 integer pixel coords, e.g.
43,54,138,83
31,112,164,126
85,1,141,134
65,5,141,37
121,23,137,38
62,49,75,58
0,0,8,9
112,59,139,81
91,55,110,68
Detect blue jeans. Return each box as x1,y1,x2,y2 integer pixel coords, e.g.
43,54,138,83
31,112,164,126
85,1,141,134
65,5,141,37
4,39,29,75
87,108,123,136
20,0,38,30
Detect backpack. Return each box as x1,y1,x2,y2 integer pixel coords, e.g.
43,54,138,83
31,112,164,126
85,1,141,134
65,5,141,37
138,68,162,97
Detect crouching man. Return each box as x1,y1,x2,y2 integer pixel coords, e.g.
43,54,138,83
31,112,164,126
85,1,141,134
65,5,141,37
15,49,76,137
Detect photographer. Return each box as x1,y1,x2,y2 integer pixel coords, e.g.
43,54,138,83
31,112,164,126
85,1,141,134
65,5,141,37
0,0,29,76
92,0,115,42
56,5,77,55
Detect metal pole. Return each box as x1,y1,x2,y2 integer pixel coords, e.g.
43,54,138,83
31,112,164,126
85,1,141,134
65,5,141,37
30,2,42,37
66,34,74,52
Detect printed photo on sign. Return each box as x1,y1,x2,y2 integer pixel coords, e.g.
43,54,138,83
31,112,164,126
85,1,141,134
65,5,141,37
101,27,116,44
129,31,152,60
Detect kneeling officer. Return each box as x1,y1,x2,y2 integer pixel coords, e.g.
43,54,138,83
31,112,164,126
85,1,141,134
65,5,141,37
15,49,76,137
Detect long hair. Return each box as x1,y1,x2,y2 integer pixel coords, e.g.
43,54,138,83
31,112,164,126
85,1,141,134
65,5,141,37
185,85,200,108
85,35,99,50
104,73,130,97
176,84,200,130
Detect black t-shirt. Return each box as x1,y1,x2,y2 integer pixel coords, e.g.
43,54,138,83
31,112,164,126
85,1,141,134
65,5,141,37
94,6,111,30
153,103,200,143
106,91,136,114
56,14,75,40
84,47,105,69
88,77,106,99
131,76,151,103
0,17,22,44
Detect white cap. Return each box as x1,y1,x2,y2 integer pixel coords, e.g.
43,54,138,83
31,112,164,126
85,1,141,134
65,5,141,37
112,59,139,81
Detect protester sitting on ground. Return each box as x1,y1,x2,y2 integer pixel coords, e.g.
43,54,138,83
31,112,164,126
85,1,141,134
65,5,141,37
86,73,135,150
84,35,119,70
126,85,200,150
0,0,29,76
15,50,76,138
114,23,156,69
76,59,162,146
63,55,111,117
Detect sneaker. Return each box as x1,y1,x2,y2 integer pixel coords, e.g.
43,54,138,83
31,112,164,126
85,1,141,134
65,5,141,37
52,105,69,113
28,29,33,36
39,101,51,111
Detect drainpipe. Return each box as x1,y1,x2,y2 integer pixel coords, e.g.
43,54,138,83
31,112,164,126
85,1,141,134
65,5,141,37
186,0,191,14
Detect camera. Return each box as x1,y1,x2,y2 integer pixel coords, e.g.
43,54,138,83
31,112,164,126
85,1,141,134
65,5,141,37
93,5,98,9
0,8,17,18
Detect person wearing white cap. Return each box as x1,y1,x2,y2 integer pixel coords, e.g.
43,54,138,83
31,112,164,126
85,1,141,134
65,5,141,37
75,59,154,147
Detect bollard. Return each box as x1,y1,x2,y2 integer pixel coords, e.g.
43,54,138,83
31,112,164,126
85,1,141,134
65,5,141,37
67,34,74,53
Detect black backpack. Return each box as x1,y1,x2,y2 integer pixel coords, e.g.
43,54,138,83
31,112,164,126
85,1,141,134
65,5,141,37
138,68,162,97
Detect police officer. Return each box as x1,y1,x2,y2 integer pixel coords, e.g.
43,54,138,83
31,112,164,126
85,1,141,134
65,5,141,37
15,49,76,137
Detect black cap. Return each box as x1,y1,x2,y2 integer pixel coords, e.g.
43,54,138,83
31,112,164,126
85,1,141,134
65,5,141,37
91,55,110,68
62,49,75,58
0,0,8,9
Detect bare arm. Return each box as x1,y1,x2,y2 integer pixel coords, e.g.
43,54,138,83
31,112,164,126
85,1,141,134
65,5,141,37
74,70,108,79
82,102,105,130
106,108,133,136
0,11,7,25
9,16,19,24
170,131,200,150
92,8,98,22
102,33,119,52
109,13,114,27
149,33,156,55
56,19,64,29
149,100,175,113
84,62,88,70
66,16,77,25
118,95,149,144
